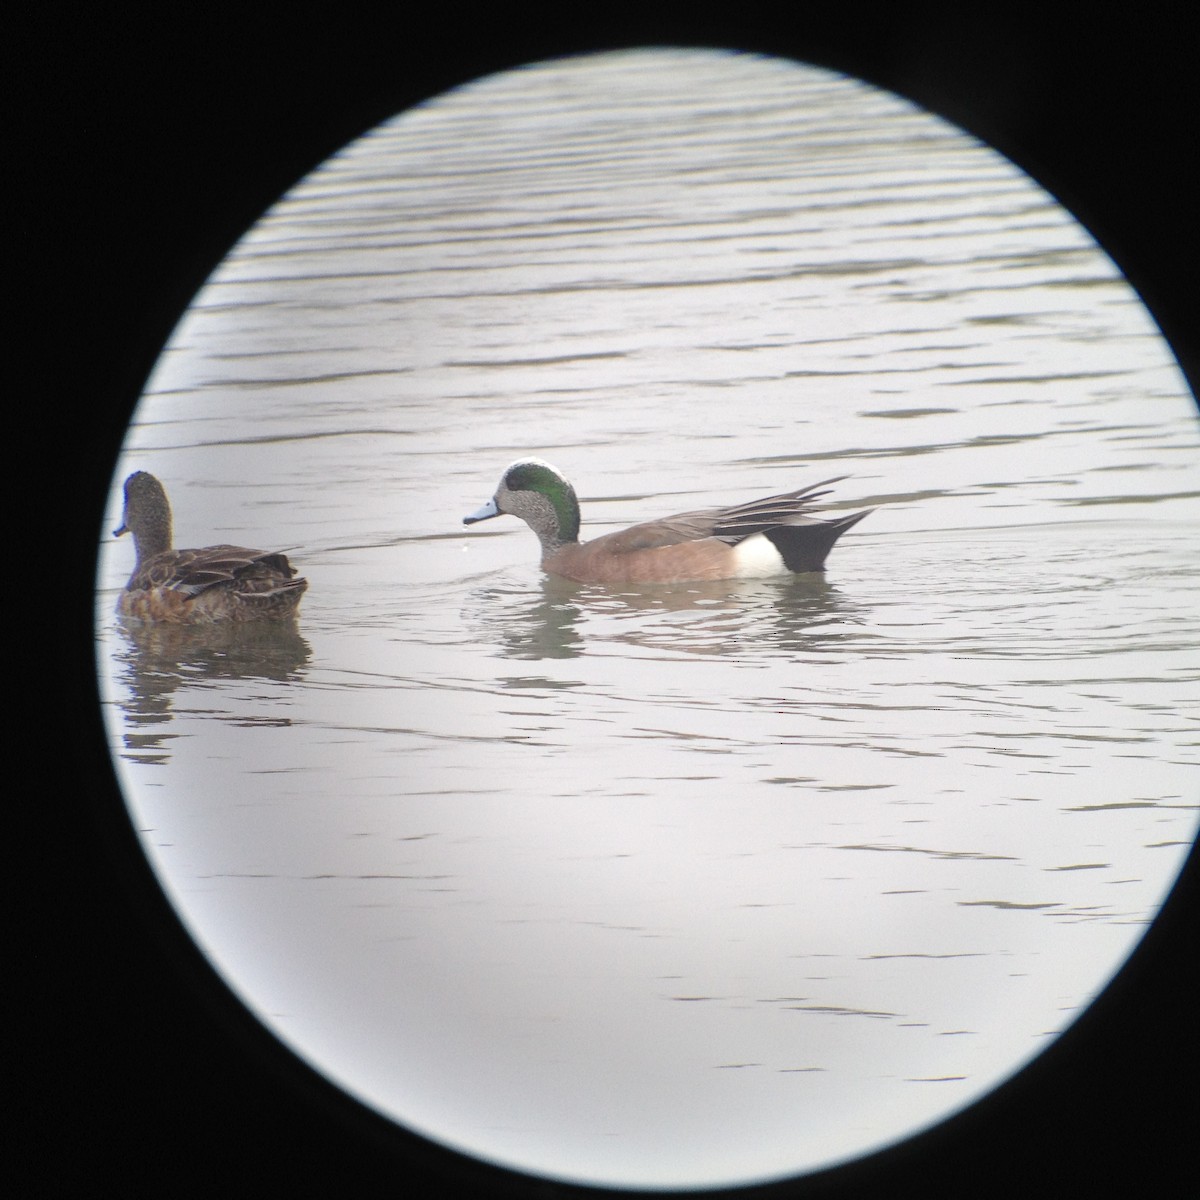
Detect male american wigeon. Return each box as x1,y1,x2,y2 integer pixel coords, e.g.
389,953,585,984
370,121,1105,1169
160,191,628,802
464,459,871,584
113,471,308,623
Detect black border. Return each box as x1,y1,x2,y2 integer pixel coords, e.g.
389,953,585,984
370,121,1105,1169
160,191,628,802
20,7,1197,1198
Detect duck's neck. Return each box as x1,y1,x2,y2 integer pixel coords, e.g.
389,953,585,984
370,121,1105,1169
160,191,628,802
132,509,173,565
522,493,580,554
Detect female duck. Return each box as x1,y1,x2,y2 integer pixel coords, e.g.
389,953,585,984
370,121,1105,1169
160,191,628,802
113,471,308,623
464,458,870,584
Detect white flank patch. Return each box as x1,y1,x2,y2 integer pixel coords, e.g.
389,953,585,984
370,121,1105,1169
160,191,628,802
730,533,788,578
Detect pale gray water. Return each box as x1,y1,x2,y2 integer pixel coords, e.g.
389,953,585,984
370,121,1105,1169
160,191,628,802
96,49,1198,1192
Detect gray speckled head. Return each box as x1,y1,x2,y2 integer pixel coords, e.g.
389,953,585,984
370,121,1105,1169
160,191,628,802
114,471,174,564
464,458,581,552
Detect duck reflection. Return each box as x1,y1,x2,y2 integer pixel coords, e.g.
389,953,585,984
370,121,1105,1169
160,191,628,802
465,576,587,660
467,573,868,662
109,620,311,764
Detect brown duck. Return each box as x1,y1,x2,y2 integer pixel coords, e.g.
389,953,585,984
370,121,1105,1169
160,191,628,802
464,458,870,584
113,471,307,623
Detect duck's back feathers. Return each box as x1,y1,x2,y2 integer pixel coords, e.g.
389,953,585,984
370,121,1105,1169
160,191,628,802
118,545,308,623
602,477,850,554
130,545,300,597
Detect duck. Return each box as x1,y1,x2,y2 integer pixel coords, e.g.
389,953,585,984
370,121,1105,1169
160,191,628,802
113,471,308,623
463,458,871,584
